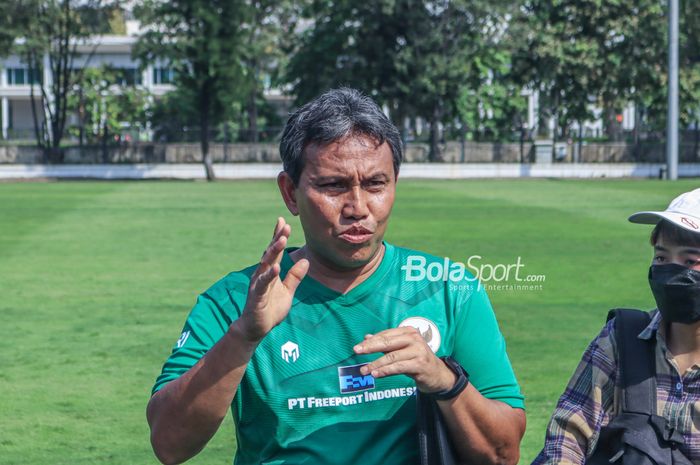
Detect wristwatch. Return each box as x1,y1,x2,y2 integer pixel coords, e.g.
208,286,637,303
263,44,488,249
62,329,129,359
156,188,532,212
426,356,470,401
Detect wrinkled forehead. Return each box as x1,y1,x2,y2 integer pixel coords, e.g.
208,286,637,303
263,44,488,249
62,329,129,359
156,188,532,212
301,134,395,178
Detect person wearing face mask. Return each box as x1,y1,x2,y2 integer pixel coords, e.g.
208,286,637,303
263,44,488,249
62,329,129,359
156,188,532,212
532,188,700,465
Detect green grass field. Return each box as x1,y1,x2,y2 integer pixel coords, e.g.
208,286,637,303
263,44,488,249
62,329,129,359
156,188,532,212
1,178,698,464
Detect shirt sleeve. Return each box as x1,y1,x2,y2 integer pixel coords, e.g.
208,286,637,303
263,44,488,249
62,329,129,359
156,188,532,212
151,287,242,395
452,282,525,409
531,318,618,465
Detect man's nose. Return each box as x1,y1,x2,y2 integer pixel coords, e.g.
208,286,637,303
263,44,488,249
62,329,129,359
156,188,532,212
342,186,369,219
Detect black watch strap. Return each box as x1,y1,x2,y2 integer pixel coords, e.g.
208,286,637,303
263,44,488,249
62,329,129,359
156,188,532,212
426,356,469,401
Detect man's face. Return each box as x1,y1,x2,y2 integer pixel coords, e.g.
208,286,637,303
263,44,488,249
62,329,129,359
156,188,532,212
282,134,396,270
653,236,700,271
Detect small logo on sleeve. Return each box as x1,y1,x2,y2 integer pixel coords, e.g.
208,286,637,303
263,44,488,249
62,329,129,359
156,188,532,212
176,330,191,348
338,364,375,394
281,341,300,363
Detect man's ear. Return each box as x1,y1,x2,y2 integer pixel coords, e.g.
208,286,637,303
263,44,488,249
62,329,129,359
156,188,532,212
277,172,299,216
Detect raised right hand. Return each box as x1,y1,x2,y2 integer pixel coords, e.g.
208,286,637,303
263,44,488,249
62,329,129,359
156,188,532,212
237,217,309,343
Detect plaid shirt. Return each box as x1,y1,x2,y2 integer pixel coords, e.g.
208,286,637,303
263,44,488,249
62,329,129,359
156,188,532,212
532,310,700,465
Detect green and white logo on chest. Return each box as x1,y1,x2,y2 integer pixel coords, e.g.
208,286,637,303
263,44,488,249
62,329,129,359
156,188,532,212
398,317,441,353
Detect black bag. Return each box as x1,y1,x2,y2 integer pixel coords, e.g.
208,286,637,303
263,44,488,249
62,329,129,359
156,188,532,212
416,390,458,465
586,308,692,465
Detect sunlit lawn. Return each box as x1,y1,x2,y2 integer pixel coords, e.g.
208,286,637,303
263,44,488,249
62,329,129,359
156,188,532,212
1,178,697,464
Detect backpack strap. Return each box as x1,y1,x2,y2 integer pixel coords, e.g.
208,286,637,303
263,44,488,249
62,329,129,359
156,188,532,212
606,308,656,415
416,391,457,465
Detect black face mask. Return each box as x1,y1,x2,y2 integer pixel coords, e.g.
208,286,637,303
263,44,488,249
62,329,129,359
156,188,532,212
648,264,700,324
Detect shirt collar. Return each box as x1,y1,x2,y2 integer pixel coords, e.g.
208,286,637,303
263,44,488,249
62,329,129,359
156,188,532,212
639,309,700,374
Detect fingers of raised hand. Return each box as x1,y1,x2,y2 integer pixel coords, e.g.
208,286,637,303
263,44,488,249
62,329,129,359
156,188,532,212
353,327,424,355
272,217,284,239
268,219,291,264
283,258,309,293
260,233,287,268
354,327,433,379
360,349,422,379
270,217,291,244
256,219,290,277
251,262,280,295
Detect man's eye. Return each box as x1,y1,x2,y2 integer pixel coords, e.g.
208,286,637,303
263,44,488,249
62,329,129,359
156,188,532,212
686,258,700,267
654,256,666,263
320,182,343,188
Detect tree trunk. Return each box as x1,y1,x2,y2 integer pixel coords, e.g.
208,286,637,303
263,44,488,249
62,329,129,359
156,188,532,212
549,91,561,162
27,51,48,161
603,105,621,141
633,101,641,161
694,117,700,162
247,71,258,143
576,121,583,163
223,122,230,162
50,118,63,163
78,88,84,152
459,118,466,163
428,105,442,162
519,119,525,163
393,102,408,147
201,128,215,181
200,92,215,181
551,109,558,162
102,122,109,163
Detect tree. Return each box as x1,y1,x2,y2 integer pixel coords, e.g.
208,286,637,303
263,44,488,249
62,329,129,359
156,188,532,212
238,0,301,143
135,0,248,180
0,0,34,57
625,1,700,136
512,0,609,159
514,0,700,153
67,65,150,150
285,0,405,105
455,49,528,144
286,0,517,160
10,0,110,162
397,0,520,159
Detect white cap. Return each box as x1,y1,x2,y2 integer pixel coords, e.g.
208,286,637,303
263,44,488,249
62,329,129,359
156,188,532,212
629,188,700,233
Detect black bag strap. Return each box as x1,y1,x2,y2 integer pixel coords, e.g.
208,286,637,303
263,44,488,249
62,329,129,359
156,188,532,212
416,390,457,465
606,308,655,415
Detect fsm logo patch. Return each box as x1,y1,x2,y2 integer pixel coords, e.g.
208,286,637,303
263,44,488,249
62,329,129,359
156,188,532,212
281,341,299,363
338,363,375,394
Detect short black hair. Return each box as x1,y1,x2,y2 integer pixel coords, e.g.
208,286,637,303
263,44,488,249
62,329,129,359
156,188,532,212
650,219,700,247
279,87,403,185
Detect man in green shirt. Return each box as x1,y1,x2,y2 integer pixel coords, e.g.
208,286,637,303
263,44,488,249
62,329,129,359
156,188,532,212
148,88,525,465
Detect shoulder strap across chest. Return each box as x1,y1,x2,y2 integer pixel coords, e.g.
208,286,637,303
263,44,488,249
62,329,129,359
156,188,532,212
607,308,656,415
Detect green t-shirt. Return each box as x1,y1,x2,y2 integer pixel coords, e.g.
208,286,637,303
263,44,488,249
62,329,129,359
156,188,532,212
153,242,524,465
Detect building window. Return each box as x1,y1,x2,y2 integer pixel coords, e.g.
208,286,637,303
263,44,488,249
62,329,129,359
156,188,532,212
153,67,174,85
114,68,142,86
6,68,41,85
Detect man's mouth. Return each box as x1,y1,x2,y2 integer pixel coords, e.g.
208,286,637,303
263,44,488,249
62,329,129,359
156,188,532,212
338,226,374,244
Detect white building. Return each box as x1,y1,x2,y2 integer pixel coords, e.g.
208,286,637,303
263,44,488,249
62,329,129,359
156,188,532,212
0,33,175,140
